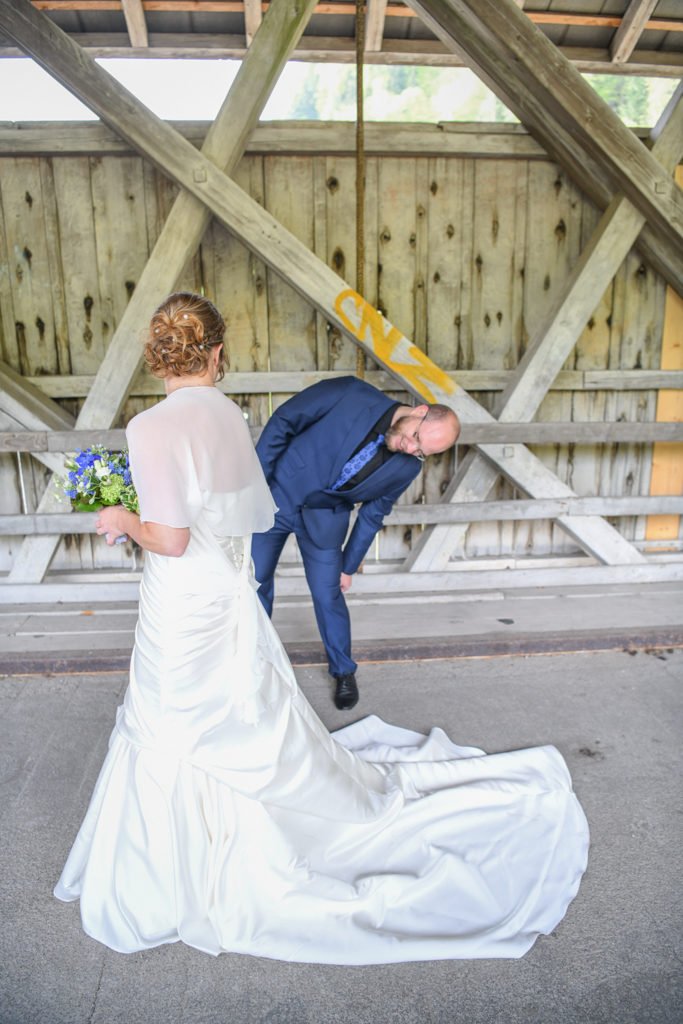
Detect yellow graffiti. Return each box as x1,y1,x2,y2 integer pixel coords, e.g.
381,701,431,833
333,288,455,403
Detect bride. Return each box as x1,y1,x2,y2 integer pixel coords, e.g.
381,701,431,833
54,291,589,963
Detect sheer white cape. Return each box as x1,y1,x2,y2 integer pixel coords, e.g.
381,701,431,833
54,387,589,963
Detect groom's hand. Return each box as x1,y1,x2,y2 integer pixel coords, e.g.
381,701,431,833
340,572,353,593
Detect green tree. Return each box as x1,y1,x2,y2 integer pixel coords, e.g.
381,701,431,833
586,75,649,126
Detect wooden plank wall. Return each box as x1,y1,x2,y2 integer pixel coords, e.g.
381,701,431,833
0,135,673,573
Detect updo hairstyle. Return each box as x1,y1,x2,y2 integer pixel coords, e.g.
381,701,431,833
144,292,226,381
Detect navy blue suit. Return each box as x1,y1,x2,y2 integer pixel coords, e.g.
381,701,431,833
252,377,421,676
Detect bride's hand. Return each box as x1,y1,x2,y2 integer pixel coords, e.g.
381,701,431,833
96,505,127,545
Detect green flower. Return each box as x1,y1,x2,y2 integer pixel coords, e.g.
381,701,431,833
100,477,125,505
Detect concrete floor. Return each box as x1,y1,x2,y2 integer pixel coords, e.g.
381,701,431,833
1,647,682,1024
2,581,683,672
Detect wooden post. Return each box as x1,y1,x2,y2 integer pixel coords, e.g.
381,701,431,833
646,167,683,548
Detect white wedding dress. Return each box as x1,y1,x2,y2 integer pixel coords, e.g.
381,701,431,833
55,387,589,963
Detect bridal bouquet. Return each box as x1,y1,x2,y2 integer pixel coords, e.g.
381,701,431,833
58,445,139,515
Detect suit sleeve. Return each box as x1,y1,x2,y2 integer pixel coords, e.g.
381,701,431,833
341,463,422,575
256,377,357,484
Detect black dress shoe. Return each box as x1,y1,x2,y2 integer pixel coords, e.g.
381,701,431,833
333,673,359,710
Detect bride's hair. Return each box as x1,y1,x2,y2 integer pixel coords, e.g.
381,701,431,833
144,292,227,381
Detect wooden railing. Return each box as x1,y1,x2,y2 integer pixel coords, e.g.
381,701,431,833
2,428,682,536
2,421,682,454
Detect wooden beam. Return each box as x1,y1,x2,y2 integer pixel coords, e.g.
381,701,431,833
3,561,683,608
16,368,683,399
611,0,659,65
0,0,645,572
646,164,683,549
405,0,683,295
243,0,262,45
121,0,148,48
0,361,73,433
4,495,683,536
3,420,682,451
404,84,683,572
0,361,75,560
0,120,561,159
5,0,319,583
26,2,683,34
365,0,387,53
3,35,682,77
3,421,682,453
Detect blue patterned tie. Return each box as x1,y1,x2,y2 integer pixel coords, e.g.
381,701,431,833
331,434,385,491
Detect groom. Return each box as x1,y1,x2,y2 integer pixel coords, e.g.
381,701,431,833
252,376,460,710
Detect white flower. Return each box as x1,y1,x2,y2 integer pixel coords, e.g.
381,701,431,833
93,459,110,481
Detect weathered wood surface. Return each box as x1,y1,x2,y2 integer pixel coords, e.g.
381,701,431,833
404,85,683,571
0,36,680,76
0,0,648,573
4,496,683,536
406,0,683,295
647,167,683,546
4,0,320,582
0,133,676,570
610,0,659,64
1,122,656,160
0,22,678,573
18,369,683,399
365,0,388,52
121,0,148,49
3,421,682,454
3,560,683,607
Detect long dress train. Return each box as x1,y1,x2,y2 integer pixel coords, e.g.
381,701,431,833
55,387,588,963
55,526,589,964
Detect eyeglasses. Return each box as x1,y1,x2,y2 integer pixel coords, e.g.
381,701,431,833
411,411,429,462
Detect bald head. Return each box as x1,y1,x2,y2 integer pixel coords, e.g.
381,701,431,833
421,404,461,454
385,403,460,460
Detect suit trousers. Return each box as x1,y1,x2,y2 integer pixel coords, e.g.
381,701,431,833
252,505,357,678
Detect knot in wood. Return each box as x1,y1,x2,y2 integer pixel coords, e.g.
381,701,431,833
554,219,567,242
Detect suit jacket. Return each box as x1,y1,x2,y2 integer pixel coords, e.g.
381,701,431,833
256,376,422,575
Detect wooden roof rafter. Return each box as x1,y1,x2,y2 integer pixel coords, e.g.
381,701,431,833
365,0,387,53
8,1,681,77
121,0,148,47
611,0,659,64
